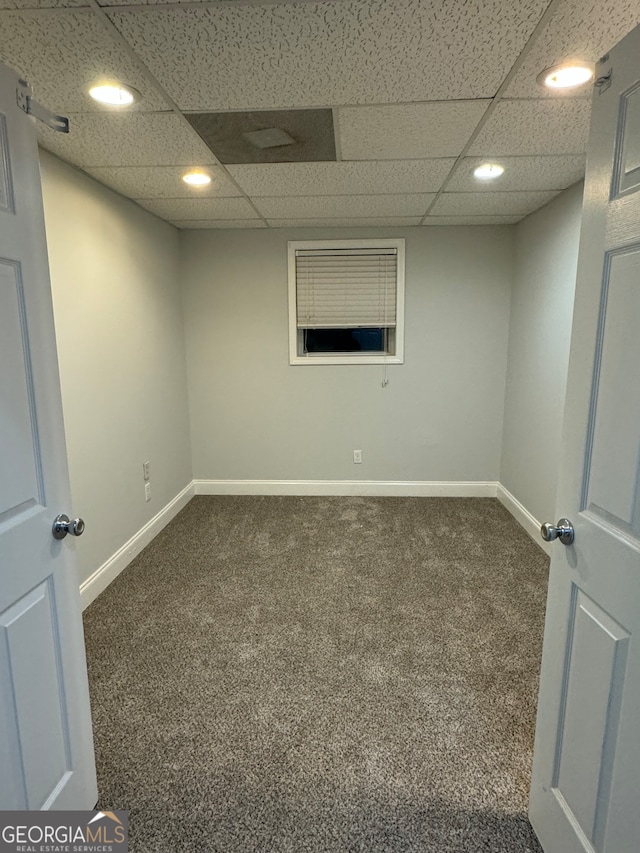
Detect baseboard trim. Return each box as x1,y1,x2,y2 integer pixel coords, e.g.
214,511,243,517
79,481,195,610
193,479,499,498
496,484,551,555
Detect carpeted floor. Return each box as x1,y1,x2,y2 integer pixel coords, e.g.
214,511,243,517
83,496,549,852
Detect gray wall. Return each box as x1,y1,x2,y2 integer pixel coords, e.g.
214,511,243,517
40,151,193,587
501,183,584,524
181,226,513,483
38,148,583,587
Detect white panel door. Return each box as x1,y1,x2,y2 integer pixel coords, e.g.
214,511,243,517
0,63,97,809
529,24,640,853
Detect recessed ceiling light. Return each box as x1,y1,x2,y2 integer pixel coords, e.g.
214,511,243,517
537,62,594,90
473,163,505,180
89,82,140,107
182,170,212,187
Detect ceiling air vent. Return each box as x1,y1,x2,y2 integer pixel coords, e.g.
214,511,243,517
242,127,296,149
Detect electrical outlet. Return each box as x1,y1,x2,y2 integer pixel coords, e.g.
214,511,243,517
143,461,150,481
144,482,151,502
353,449,362,464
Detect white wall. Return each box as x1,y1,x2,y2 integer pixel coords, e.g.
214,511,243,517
181,226,513,485
40,151,193,589
500,183,584,526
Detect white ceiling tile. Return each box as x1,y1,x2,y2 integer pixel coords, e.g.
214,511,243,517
447,155,586,192
38,113,214,167
422,215,523,225
339,102,490,160
135,197,258,221
0,11,169,112
228,160,455,197
254,194,433,219
84,165,242,199
505,0,640,99
0,1,87,7
469,99,591,156
101,0,208,3
266,218,422,228
432,190,559,216
107,0,548,110
172,220,267,230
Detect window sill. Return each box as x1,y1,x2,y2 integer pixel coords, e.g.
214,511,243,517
290,354,404,366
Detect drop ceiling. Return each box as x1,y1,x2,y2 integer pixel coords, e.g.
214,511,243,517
0,0,638,229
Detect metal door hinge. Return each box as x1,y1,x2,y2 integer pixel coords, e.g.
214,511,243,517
17,81,69,133
594,56,612,94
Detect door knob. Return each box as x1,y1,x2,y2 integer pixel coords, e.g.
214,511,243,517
540,518,574,546
52,514,85,540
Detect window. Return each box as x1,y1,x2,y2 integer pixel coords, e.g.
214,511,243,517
288,239,405,365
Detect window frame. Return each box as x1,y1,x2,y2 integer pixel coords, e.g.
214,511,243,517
287,238,405,366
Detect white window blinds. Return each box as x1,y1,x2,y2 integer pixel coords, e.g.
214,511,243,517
295,247,398,329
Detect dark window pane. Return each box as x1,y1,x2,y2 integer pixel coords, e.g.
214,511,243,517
304,328,385,353
353,328,385,351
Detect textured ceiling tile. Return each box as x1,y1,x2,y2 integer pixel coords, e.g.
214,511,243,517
100,0,209,3
38,113,215,166
266,217,422,228
505,0,640,99
135,197,258,220
254,194,433,219
84,165,242,199
0,1,88,7
422,215,523,225
0,11,168,112
108,0,548,110
432,190,559,216
447,155,586,192
171,220,267,230
468,99,591,156
338,102,490,160
228,160,455,197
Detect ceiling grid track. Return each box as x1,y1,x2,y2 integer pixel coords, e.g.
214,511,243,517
100,0,358,10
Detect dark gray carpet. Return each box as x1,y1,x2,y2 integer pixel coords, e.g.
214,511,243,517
83,496,548,852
